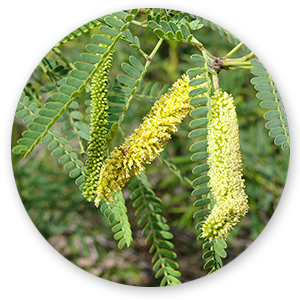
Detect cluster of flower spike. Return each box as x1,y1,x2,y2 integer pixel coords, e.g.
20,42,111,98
95,75,200,205
202,89,249,240
82,51,113,202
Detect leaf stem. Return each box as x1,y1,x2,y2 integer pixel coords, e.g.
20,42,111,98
224,42,244,58
191,36,217,61
202,49,212,120
212,74,219,91
149,38,164,60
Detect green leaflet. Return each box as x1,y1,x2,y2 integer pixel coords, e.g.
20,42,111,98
121,62,141,78
194,198,210,207
190,140,208,152
250,59,289,150
13,92,86,189
193,209,210,218
148,12,203,44
44,131,85,184
202,238,227,273
128,173,181,286
192,175,210,187
98,192,132,249
213,241,227,258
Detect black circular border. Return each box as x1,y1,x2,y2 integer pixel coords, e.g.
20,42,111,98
17,9,288,287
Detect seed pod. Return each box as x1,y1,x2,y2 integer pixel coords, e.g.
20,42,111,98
201,89,249,240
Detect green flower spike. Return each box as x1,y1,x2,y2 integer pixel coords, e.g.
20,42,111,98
202,89,249,240
96,74,204,204
82,51,113,202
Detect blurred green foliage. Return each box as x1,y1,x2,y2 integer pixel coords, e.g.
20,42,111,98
11,10,289,286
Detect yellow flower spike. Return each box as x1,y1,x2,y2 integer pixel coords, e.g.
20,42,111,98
202,89,249,241
95,74,205,204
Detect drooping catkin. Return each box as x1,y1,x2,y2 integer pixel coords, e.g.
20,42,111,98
95,74,204,204
82,51,113,202
202,89,249,240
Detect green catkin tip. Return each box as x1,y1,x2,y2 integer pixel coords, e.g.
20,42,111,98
201,89,249,241
82,50,114,202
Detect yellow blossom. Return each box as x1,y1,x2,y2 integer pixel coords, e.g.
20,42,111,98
202,89,249,240
96,75,202,204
